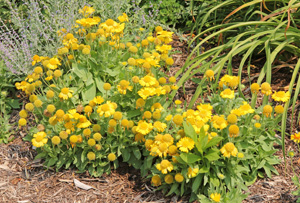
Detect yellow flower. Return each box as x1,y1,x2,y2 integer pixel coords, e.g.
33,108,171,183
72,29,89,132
138,87,156,100
205,69,214,81
136,121,153,135
51,136,61,145
220,88,234,99
261,82,272,95
177,137,195,152
274,105,284,114
139,75,157,87
97,101,116,117
93,96,105,105
88,138,96,146
59,131,68,139
70,135,78,144
109,119,117,127
237,152,244,158
291,132,300,143
46,58,61,70
272,91,290,102
174,173,184,183
254,123,261,128
117,80,133,94
263,105,272,117
76,17,101,28
103,83,111,90
59,87,73,100
79,6,95,17
151,175,161,186
173,114,183,126
87,152,96,160
165,115,173,121
231,102,255,116
32,131,48,148
18,118,27,126
187,167,199,178
93,133,102,141
164,174,174,184
210,193,221,202
136,98,146,109
156,159,173,174
227,114,237,124
212,115,228,130
153,121,167,132
150,142,168,157
118,13,129,22
251,83,260,94
19,109,28,118
220,142,238,158
108,153,116,161
229,125,239,137
166,58,174,65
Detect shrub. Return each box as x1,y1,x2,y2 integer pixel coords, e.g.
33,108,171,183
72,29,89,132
15,5,287,202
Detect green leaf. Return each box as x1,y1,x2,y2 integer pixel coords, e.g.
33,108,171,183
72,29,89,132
145,156,154,169
257,160,266,169
127,109,141,119
73,63,87,79
95,77,105,93
180,182,185,196
192,174,203,192
204,148,220,161
183,121,197,142
47,157,57,167
8,99,20,109
121,148,131,162
35,152,46,160
204,136,223,150
199,163,210,173
179,153,201,164
132,147,141,159
166,183,179,196
82,82,96,102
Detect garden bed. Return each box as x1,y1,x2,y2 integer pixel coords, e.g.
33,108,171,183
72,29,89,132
1,34,300,203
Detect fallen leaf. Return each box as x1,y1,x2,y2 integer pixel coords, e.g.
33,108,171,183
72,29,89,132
74,179,94,190
10,178,22,185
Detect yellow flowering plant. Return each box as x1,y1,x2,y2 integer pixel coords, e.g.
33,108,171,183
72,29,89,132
18,6,175,177
14,5,288,202
140,74,285,202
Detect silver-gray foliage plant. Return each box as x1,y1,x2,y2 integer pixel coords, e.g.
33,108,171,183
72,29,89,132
0,0,86,75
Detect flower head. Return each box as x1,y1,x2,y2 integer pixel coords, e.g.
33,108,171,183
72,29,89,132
291,132,300,143
263,105,272,117
32,131,48,147
205,69,214,81
151,175,161,186
272,91,290,102
176,137,195,152
210,193,221,202
220,142,238,158
136,121,153,135
251,83,260,94
59,87,73,100
261,82,272,95
156,159,173,174
220,89,234,99
187,167,199,178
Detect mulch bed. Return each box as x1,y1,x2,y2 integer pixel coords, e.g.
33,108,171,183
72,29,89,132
1,34,300,203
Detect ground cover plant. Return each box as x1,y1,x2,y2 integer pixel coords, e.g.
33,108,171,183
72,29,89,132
10,5,296,202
